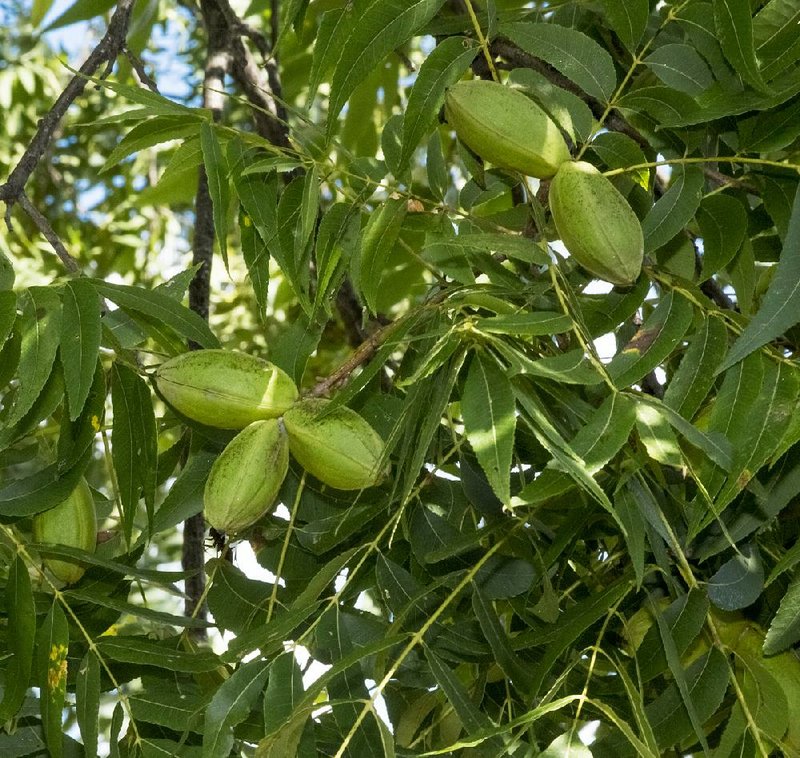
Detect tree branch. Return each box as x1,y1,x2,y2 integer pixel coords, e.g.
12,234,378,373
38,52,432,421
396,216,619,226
0,0,137,206
17,194,82,274
182,0,233,635
211,0,290,148
123,45,160,93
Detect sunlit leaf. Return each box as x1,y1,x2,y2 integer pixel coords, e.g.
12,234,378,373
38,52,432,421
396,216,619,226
461,351,515,506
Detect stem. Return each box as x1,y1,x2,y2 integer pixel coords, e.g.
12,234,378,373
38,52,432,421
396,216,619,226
463,0,499,82
604,155,799,179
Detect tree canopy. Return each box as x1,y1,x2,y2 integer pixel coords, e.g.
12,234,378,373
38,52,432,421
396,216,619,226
2,0,800,755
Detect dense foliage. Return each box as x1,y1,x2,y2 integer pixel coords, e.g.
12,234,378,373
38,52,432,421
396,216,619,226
2,0,800,755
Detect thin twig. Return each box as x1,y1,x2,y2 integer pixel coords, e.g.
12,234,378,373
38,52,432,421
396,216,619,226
311,319,400,397
17,193,82,274
123,45,159,93
0,0,137,207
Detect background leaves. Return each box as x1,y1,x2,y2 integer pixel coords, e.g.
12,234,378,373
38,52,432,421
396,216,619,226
2,0,800,754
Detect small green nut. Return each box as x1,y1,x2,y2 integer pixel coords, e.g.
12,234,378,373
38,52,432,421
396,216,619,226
32,479,97,585
283,399,386,491
204,419,289,533
444,79,571,179
155,349,298,429
549,160,644,285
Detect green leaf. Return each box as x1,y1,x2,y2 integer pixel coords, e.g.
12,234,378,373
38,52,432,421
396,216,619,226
308,7,351,100
326,0,447,137
424,647,496,735
229,146,279,234
636,589,710,682
269,311,326,386
499,21,617,101
224,603,320,661
632,395,732,471
423,231,549,268
471,584,533,694
714,0,768,91
514,386,615,515
376,554,433,625
0,290,15,347
296,166,320,262
0,556,36,721
151,448,216,536
0,447,91,520
614,485,647,588
91,280,219,349
207,561,269,634
727,236,756,315
96,637,223,672
708,544,764,610
697,194,748,281
589,131,649,189
581,275,650,336
426,130,448,202
608,291,694,389
57,360,105,471
200,123,230,269
203,659,271,758
4,286,62,428
60,278,101,420
461,352,515,506
517,392,636,504
528,578,633,696
713,359,799,511
663,315,728,419
0,250,14,291
32,543,194,586
645,647,729,751
101,116,203,172
753,0,800,80
36,600,69,758
718,185,800,372
277,176,313,309
239,209,270,319
738,98,800,152
400,36,478,171
766,538,800,588
764,573,800,654
509,68,595,144
64,587,210,629
598,0,649,50
76,651,101,758
475,311,572,336
129,679,208,735
635,401,683,467
761,176,797,242
644,44,714,95
314,203,361,316
262,652,314,755
540,733,593,758
354,196,406,314
43,0,115,30
649,594,712,754
642,166,704,254
736,645,789,743
499,345,601,385
30,0,53,26
112,362,158,544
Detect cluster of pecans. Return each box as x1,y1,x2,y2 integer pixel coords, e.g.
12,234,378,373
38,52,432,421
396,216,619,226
445,79,644,285
155,350,386,535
